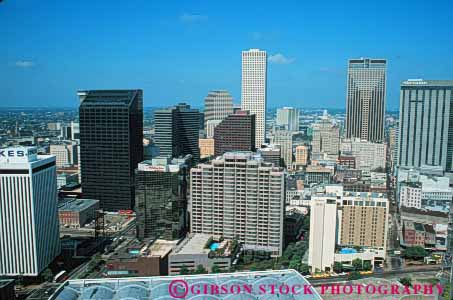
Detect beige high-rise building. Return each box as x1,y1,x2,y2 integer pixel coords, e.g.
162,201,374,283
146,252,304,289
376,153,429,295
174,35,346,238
312,114,340,157
199,138,214,158
295,145,308,166
241,49,267,147
204,90,233,138
50,143,78,167
272,129,293,168
345,58,387,143
190,152,285,256
339,192,388,251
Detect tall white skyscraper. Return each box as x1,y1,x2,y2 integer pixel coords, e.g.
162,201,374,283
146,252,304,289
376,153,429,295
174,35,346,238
276,107,299,131
190,152,285,256
0,147,60,276
241,49,267,147
345,58,387,143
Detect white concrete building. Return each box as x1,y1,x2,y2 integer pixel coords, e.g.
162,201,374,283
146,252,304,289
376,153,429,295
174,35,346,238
272,129,293,168
190,152,285,256
312,114,340,157
0,147,60,276
241,49,267,147
340,138,386,171
50,143,78,167
399,182,422,209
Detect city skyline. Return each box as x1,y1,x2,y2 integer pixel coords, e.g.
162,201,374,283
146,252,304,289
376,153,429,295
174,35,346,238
2,1,453,109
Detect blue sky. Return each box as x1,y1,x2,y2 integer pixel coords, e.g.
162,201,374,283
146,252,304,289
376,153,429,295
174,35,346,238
1,0,453,109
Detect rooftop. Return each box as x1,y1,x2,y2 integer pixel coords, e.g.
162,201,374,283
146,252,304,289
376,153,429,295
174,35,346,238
401,79,453,87
50,270,321,300
172,233,213,255
58,198,99,212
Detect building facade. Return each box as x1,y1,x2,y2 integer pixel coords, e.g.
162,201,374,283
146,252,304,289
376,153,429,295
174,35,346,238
312,115,340,157
190,152,285,256
340,138,386,171
345,58,387,143
295,145,308,166
0,147,60,276
204,90,234,137
78,90,143,211
398,80,453,171
272,129,293,168
135,156,190,240
199,138,214,158
154,103,200,164
276,107,299,131
50,143,78,167
241,49,267,147
213,110,255,157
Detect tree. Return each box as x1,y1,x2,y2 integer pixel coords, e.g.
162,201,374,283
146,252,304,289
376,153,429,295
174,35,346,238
404,246,428,260
299,264,310,275
179,265,190,275
363,261,372,271
348,271,361,280
333,262,343,273
41,268,54,282
399,277,412,287
288,258,301,270
352,258,363,271
211,265,222,274
194,265,208,274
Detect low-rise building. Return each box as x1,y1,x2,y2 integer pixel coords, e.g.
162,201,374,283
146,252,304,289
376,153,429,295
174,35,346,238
199,138,214,158
58,198,100,228
305,165,333,185
168,234,233,275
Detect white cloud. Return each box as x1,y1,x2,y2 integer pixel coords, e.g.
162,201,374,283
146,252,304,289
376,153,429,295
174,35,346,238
268,53,295,65
179,13,208,24
15,60,35,68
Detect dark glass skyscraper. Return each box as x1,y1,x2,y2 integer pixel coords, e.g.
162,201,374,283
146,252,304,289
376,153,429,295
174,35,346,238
154,103,200,163
135,156,190,240
214,110,256,157
78,90,143,211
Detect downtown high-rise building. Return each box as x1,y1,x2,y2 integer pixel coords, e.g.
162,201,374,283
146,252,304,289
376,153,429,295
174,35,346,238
190,152,285,256
78,90,143,211
0,147,60,276
213,110,256,157
276,107,299,132
272,129,293,169
398,79,453,171
241,49,267,148
204,90,234,138
135,156,190,240
345,58,387,143
154,103,200,164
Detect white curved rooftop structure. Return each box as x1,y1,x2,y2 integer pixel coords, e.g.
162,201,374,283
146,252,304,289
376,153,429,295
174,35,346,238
50,270,322,300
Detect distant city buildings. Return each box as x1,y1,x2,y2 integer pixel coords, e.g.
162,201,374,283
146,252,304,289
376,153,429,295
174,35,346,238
241,49,267,147
213,110,255,157
135,156,190,240
204,90,234,138
154,103,200,164
258,144,281,167
276,107,299,131
190,152,285,257
397,80,453,172
50,143,78,167
0,147,60,276
345,58,387,143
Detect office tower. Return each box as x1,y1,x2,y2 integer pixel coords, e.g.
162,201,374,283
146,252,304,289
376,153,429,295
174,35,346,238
345,58,387,142
154,103,200,164
78,90,143,211
205,120,222,139
213,110,256,157
71,121,80,141
204,90,234,138
398,80,453,171
60,124,72,140
199,138,214,158
241,49,267,147
190,152,285,257
50,143,78,167
308,198,337,272
272,129,293,168
312,114,340,157
340,138,386,171
0,147,60,276
135,156,190,240
388,124,399,168
276,107,299,131
258,145,281,167
295,145,308,166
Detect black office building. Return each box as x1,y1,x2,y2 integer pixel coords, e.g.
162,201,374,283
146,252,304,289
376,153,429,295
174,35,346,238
79,90,143,211
154,103,200,164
